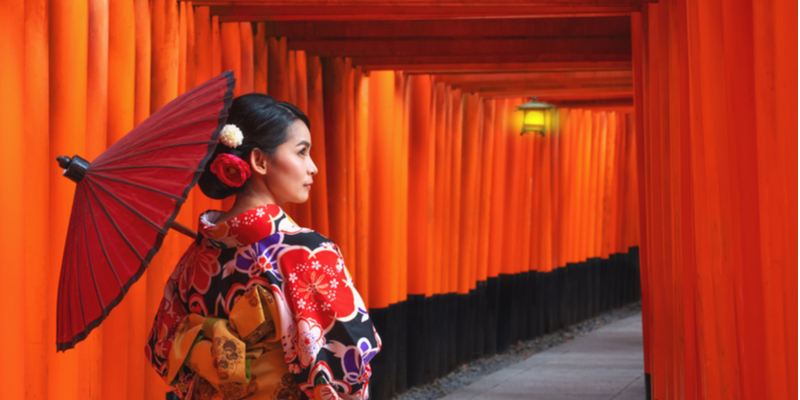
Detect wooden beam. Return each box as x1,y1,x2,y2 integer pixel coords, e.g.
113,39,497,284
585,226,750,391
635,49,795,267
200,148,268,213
288,37,631,58
536,92,633,101
353,55,631,67
206,5,641,22
431,70,632,85
364,61,632,73
454,81,631,92
479,86,632,98
547,97,634,111
253,17,631,39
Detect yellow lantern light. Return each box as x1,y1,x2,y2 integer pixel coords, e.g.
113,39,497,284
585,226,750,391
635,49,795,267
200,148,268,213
516,98,554,136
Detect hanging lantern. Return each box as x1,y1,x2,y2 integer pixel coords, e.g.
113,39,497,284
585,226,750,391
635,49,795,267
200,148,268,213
516,98,554,136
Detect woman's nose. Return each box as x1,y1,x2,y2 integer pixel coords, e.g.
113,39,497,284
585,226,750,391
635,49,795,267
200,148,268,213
309,157,318,175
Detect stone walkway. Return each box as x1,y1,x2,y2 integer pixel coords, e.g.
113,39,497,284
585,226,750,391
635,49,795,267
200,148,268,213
440,314,645,400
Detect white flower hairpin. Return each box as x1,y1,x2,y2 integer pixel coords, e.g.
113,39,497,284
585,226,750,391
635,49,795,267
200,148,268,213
219,124,244,148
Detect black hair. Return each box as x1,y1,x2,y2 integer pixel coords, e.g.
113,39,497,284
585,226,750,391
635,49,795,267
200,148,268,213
198,93,310,200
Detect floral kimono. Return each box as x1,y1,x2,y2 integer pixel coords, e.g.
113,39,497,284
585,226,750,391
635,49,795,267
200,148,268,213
146,204,381,400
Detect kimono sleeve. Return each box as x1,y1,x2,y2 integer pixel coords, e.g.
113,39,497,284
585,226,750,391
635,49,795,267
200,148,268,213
145,243,208,396
269,238,381,400
145,278,195,393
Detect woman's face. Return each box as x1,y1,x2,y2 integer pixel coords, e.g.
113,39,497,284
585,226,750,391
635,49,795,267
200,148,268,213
265,120,318,205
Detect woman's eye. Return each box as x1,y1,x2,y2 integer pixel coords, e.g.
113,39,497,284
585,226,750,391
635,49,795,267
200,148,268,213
298,148,307,156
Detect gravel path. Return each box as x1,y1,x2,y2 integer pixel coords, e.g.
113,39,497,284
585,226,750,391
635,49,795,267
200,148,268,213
390,302,643,400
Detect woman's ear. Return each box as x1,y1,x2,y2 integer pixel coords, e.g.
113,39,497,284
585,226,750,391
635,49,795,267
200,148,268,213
250,148,269,176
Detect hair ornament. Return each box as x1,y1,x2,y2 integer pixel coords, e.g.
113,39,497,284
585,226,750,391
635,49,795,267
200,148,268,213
219,124,244,148
209,153,251,187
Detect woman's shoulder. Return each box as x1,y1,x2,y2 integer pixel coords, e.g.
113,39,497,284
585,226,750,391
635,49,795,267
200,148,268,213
279,222,339,251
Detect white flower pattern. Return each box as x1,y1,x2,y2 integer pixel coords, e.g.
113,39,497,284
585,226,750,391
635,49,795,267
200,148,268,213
296,318,325,368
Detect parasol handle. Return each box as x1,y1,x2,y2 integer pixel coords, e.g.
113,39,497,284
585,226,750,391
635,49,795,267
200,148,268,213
57,155,91,182
170,221,197,239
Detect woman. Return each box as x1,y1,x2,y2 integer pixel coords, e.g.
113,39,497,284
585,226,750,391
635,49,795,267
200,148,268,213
146,94,381,400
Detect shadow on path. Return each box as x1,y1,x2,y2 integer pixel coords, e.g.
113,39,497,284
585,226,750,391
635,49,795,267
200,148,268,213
439,314,645,400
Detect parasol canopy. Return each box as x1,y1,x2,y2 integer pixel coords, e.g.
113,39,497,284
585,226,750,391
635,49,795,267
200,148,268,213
56,71,236,351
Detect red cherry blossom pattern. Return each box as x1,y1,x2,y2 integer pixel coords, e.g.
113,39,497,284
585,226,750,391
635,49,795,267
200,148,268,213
280,246,357,332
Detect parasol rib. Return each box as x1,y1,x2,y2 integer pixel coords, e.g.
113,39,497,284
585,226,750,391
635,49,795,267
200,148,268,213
86,178,171,235
88,173,186,202
98,112,229,166
90,166,203,173
97,141,215,167
97,94,233,166
80,190,110,319
85,188,126,292
85,182,147,263
101,79,229,151
73,189,90,329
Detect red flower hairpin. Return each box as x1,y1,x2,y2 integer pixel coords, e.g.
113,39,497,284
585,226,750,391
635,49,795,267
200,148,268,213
210,153,251,187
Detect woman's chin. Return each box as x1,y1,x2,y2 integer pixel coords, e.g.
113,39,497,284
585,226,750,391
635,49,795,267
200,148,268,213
292,192,310,204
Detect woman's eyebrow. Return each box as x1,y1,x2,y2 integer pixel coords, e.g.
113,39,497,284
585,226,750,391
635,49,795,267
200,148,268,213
296,140,311,148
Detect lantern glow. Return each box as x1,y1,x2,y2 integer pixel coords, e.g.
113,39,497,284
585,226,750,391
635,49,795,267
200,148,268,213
516,98,554,136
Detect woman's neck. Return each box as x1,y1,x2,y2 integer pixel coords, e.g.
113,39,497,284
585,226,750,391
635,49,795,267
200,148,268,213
216,182,280,224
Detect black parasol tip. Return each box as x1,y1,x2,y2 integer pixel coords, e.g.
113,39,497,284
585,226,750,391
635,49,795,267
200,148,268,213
57,156,72,169
57,155,90,183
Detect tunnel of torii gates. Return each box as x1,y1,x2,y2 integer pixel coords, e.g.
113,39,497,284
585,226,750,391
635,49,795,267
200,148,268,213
0,0,796,399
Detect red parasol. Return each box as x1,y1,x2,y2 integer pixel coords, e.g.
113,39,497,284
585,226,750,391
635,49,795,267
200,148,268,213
55,71,236,351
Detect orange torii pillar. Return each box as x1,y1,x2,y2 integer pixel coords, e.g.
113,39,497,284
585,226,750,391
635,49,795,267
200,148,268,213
586,111,603,320
484,98,508,356
455,92,481,365
354,70,370,301
268,37,302,218
238,22,253,95
475,98,495,355
553,109,572,332
528,127,543,338
574,110,592,324
131,2,153,398
147,1,181,398
305,55,330,236
392,70,409,393
48,0,89,398
292,51,313,229
366,70,397,400
210,15,221,76
445,87,463,372
2,1,25,397
346,66,359,280
496,99,523,353
191,6,221,218
622,116,642,304
218,22,241,212
405,74,433,388
19,1,50,398
219,23,241,96
536,112,555,337
268,37,289,101
79,0,108,397
321,57,352,264
347,63,360,280
100,0,132,396
518,116,533,342
550,108,567,334
174,0,197,254
253,23,267,94
428,81,447,379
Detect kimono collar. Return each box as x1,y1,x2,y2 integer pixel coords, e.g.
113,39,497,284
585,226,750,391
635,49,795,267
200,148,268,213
197,204,300,249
